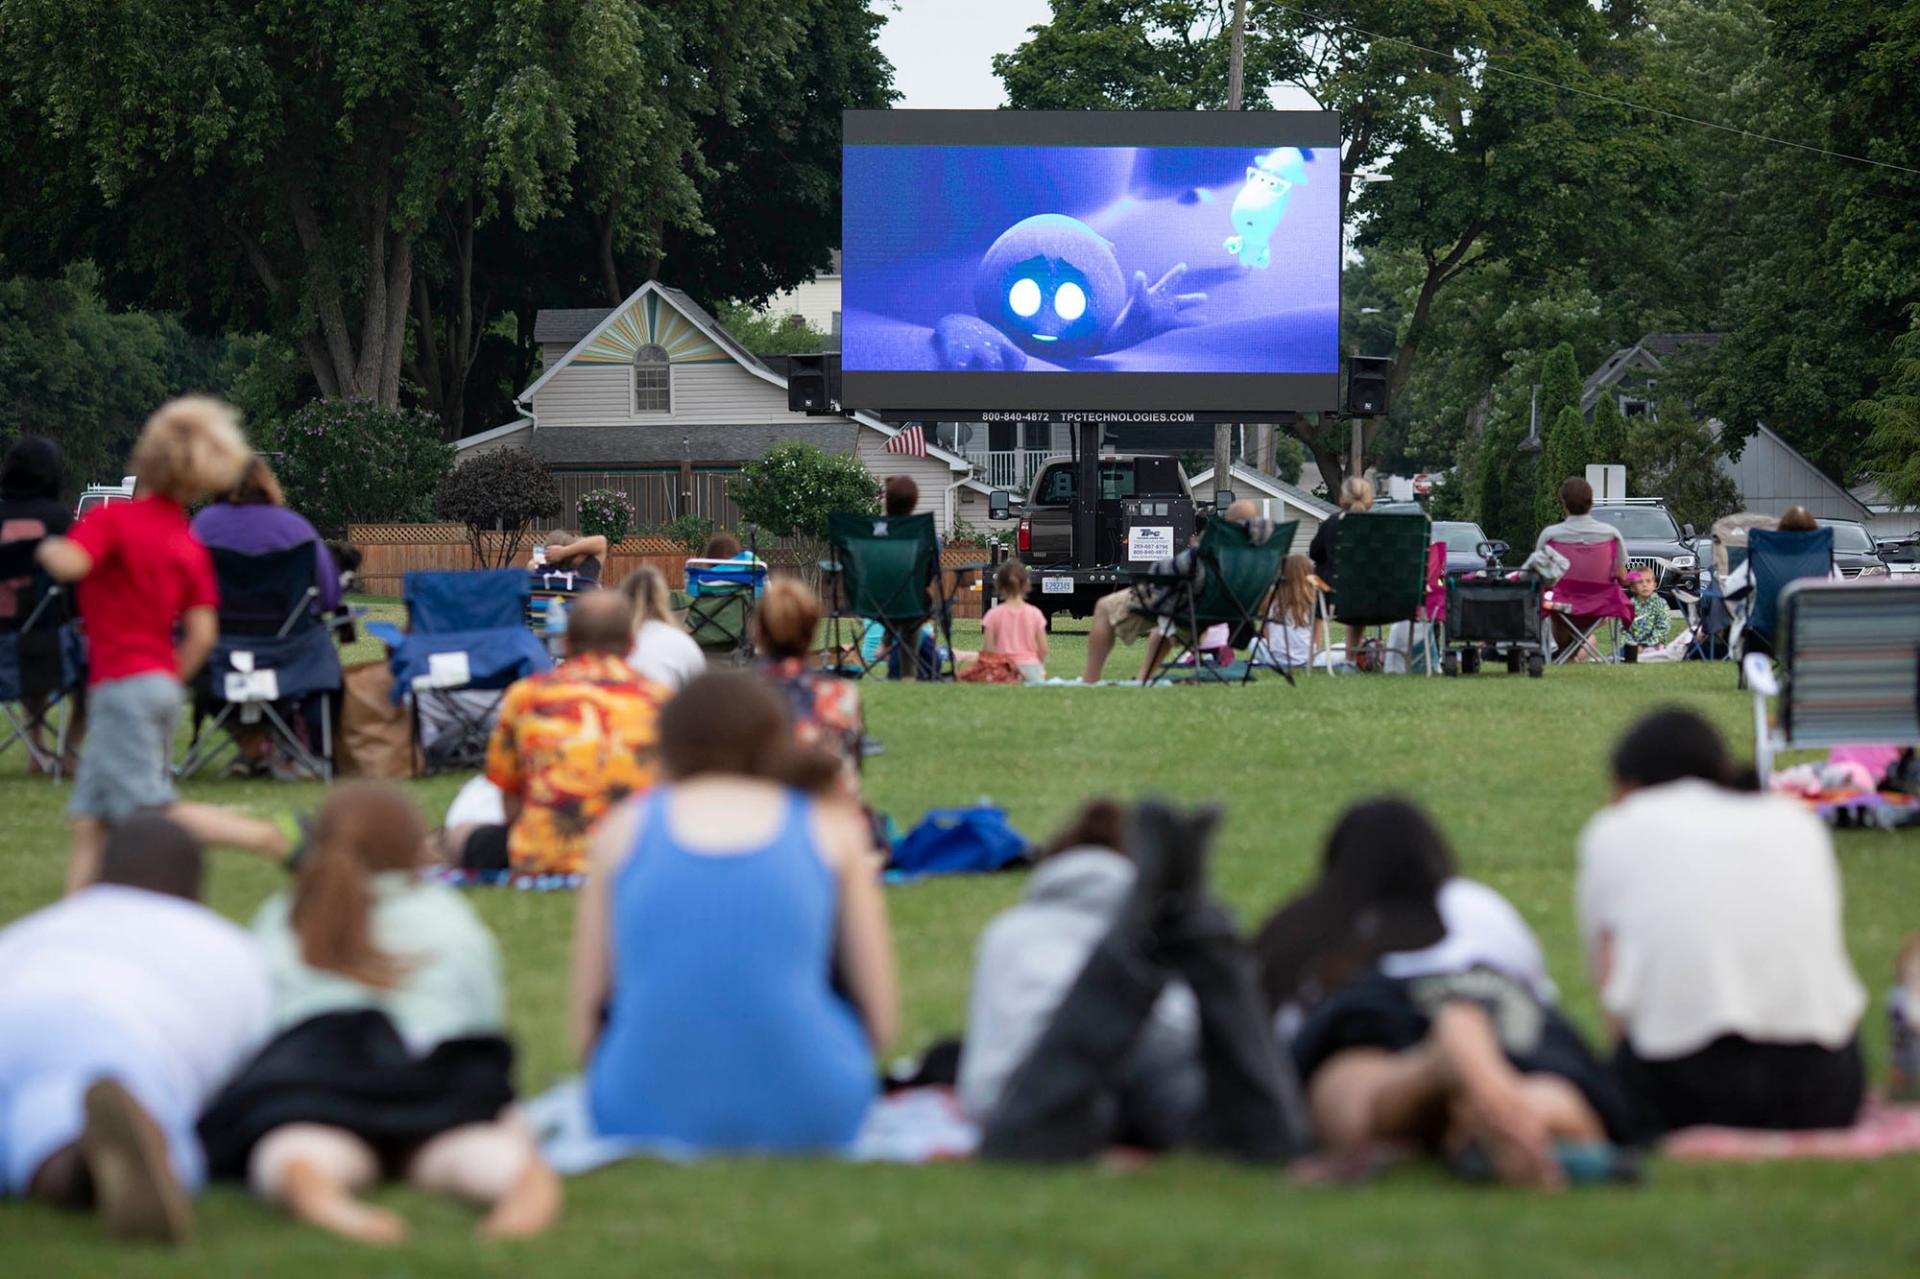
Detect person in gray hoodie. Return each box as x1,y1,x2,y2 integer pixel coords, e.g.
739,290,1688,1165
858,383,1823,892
965,799,1309,1162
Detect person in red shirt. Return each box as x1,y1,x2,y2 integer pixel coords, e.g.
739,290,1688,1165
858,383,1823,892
37,398,292,891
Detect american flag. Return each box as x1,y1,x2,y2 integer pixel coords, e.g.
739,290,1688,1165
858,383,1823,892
884,423,927,457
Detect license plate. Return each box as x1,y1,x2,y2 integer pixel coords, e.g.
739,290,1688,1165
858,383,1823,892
1041,576,1074,595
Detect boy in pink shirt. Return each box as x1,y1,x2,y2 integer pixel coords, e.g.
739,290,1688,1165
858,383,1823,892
980,560,1050,684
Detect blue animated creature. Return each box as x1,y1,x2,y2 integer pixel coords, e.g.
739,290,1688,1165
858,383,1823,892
1224,148,1308,270
931,213,1205,370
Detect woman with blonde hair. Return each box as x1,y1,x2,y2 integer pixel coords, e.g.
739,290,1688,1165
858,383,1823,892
571,671,896,1153
618,565,705,691
198,783,559,1244
754,575,865,797
1308,476,1375,667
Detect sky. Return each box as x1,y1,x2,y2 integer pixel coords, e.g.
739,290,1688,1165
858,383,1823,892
871,1,1324,110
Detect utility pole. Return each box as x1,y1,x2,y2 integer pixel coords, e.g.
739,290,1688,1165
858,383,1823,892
1214,0,1249,494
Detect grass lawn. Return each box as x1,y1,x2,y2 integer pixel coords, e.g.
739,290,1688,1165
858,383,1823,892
4,612,1918,1276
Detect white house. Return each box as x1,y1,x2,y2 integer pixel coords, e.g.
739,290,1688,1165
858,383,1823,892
457,281,1003,535
1185,463,1338,554
759,250,843,336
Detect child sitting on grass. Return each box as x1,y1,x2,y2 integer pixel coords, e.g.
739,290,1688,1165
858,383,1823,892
979,559,1049,684
1623,571,1667,661
1254,555,1317,670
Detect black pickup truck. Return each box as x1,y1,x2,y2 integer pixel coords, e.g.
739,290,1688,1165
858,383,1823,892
1012,453,1198,621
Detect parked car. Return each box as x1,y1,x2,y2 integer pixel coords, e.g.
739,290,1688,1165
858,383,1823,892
1875,536,1920,577
1433,520,1499,575
1816,518,1891,578
75,475,136,517
1590,502,1695,601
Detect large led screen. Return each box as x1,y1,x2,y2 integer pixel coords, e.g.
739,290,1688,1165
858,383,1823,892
841,110,1342,417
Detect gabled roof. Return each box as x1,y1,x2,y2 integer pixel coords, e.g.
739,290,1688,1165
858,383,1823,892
1710,419,1873,520
1581,333,1726,413
1186,464,1338,517
516,280,986,489
532,309,613,345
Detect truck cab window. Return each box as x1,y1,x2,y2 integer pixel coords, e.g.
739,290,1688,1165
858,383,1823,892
1038,467,1075,505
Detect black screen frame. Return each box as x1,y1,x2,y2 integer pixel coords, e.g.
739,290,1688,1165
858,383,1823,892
840,109,1344,418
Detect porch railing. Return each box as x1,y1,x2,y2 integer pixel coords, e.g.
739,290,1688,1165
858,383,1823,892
964,449,1068,491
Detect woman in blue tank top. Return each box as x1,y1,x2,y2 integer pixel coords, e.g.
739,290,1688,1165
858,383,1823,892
570,670,897,1154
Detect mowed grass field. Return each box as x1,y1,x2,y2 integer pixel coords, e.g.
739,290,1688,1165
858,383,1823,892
4,612,1919,1277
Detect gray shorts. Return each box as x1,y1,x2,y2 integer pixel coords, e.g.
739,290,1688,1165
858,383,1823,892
68,673,181,823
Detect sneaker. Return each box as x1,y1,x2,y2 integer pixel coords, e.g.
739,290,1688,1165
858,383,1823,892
82,1079,193,1244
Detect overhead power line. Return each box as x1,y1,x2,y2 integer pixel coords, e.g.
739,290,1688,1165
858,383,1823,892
1269,2,1920,178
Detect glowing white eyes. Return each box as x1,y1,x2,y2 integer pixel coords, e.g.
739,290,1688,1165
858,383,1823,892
1054,282,1086,321
1008,278,1041,317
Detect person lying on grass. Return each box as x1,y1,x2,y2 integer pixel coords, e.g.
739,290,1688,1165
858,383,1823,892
0,814,269,1245
1255,799,1634,1188
199,783,560,1245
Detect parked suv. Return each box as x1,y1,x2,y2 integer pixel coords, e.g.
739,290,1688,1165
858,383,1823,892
1876,535,1920,577
1816,518,1891,578
1590,501,1695,601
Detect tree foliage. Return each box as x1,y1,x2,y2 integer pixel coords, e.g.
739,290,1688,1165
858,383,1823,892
435,447,561,568
1625,398,1742,532
1536,406,1592,528
712,303,837,358
0,265,173,489
1588,392,1629,468
727,442,877,576
1856,309,1920,509
271,398,452,538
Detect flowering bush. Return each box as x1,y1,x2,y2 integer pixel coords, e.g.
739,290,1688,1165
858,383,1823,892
577,487,634,544
728,443,877,583
272,398,452,537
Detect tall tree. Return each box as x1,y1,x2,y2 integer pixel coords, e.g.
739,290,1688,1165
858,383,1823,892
1856,308,1920,509
1588,391,1629,467
995,0,1676,488
1536,405,1592,526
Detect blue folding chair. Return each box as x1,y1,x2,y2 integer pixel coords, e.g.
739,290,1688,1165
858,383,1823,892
1738,527,1834,683
178,544,346,781
368,569,551,773
683,556,770,664
0,537,83,778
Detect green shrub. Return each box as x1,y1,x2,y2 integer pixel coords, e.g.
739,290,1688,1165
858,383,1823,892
434,447,561,567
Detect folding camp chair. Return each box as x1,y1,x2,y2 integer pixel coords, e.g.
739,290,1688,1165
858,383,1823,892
1542,541,1633,664
178,544,345,782
0,538,81,777
681,556,770,665
1736,527,1835,684
527,568,595,637
1745,580,1920,780
1139,518,1298,686
366,569,551,774
821,513,984,681
1325,512,1433,674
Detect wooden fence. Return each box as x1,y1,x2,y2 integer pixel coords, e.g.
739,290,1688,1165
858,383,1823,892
345,523,990,618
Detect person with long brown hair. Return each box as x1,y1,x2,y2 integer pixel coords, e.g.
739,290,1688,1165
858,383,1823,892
569,671,896,1154
753,575,865,798
1254,554,1317,671
198,783,560,1244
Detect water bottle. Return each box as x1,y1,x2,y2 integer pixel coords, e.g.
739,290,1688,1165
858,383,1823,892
545,596,568,659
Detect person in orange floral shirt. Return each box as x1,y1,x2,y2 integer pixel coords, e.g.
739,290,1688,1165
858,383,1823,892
450,592,668,878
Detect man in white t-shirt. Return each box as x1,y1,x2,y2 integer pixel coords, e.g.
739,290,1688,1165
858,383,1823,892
1577,709,1866,1139
0,815,270,1242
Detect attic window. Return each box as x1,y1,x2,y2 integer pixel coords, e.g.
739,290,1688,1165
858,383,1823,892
633,344,671,414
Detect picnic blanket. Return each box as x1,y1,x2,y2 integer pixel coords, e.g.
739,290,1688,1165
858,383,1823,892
527,1078,978,1173
1661,1099,1920,1161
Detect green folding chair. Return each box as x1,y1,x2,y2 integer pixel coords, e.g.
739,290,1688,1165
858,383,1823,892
1327,511,1433,674
822,512,983,680
1139,518,1298,686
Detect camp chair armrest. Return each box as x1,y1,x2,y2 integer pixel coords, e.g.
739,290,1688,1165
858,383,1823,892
1742,653,1779,696
818,559,842,574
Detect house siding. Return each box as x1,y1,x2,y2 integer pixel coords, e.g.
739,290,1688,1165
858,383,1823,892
532,361,803,429
1716,427,1866,521
854,432,952,523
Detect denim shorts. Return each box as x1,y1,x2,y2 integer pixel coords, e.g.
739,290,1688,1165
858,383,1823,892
67,674,181,822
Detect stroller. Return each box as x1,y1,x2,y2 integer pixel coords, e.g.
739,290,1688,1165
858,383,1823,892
1439,541,1551,678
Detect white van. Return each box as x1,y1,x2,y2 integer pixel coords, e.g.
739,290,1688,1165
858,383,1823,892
75,476,136,517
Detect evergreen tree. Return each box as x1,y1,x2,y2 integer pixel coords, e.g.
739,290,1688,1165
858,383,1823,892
1536,406,1593,527
1538,343,1583,423
1588,392,1629,467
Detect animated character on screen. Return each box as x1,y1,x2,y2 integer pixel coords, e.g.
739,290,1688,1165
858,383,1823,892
1224,147,1309,270
930,213,1205,370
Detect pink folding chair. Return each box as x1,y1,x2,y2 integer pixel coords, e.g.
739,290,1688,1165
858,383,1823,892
1543,540,1633,664
1413,541,1448,677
